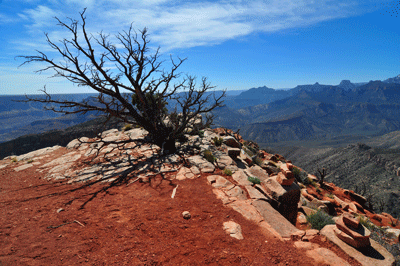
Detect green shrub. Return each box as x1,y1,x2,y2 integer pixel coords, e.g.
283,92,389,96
203,150,215,163
122,123,133,131
11,157,17,163
27,159,33,164
212,137,223,146
326,193,334,199
248,176,261,185
198,130,204,138
223,169,233,176
292,167,301,182
306,209,335,230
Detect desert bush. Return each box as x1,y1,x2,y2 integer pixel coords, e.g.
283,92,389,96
203,150,215,163
212,137,223,146
27,159,33,163
248,176,261,185
306,209,335,230
224,169,233,176
198,130,204,138
122,123,133,131
11,157,17,163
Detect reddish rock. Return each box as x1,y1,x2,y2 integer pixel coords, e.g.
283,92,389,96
276,172,295,186
335,216,371,247
275,154,286,161
291,230,305,241
342,213,360,229
371,214,383,222
286,162,294,170
333,227,369,249
280,164,294,179
301,189,315,201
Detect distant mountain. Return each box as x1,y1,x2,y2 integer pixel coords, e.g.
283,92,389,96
384,74,400,84
218,80,400,144
337,80,356,91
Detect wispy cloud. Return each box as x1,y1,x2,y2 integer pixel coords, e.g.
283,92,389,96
4,0,381,52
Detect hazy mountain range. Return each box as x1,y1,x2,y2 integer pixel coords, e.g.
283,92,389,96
2,74,400,147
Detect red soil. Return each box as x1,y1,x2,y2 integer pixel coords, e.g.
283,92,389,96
0,149,361,265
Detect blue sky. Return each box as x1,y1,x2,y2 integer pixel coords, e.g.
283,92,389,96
1,0,400,95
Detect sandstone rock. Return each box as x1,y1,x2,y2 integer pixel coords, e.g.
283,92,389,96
232,169,253,186
276,172,294,186
125,128,148,140
371,214,383,222
297,212,308,225
252,199,302,238
207,175,234,189
175,167,195,180
223,136,241,148
305,247,351,266
227,200,263,223
245,185,267,199
245,165,269,182
335,215,371,248
386,228,400,241
239,151,253,166
280,163,294,179
224,186,247,201
344,189,367,206
227,147,241,159
216,155,234,170
188,155,215,173
342,213,360,228
321,225,395,266
291,230,306,241
14,164,34,172
67,137,90,149
212,189,233,205
263,176,300,205
223,221,244,240
300,206,317,216
302,229,319,242
182,211,191,219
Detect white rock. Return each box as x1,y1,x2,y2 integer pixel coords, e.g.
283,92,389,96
223,221,244,240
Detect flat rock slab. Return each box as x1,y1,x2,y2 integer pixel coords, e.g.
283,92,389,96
252,199,302,238
306,247,351,266
321,225,395,266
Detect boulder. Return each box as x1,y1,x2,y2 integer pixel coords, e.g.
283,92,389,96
276,172,295,186
280,163,294,179
223,221,244,240
321,225,395,266
227,147,241,159
263,176,301,206
335,215,371,248
223,136,241,148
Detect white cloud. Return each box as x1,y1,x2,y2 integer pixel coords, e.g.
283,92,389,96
10,0,378,52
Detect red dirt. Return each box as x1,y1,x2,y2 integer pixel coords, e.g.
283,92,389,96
0,149,362,266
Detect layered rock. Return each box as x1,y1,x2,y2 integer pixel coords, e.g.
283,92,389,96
334,213,371,248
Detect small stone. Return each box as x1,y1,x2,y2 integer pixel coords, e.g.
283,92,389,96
182,211,191,219
56,208,64,213
223,221,244,240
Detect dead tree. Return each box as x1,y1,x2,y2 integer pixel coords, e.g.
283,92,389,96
316,167,328,186
18,9,225,154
